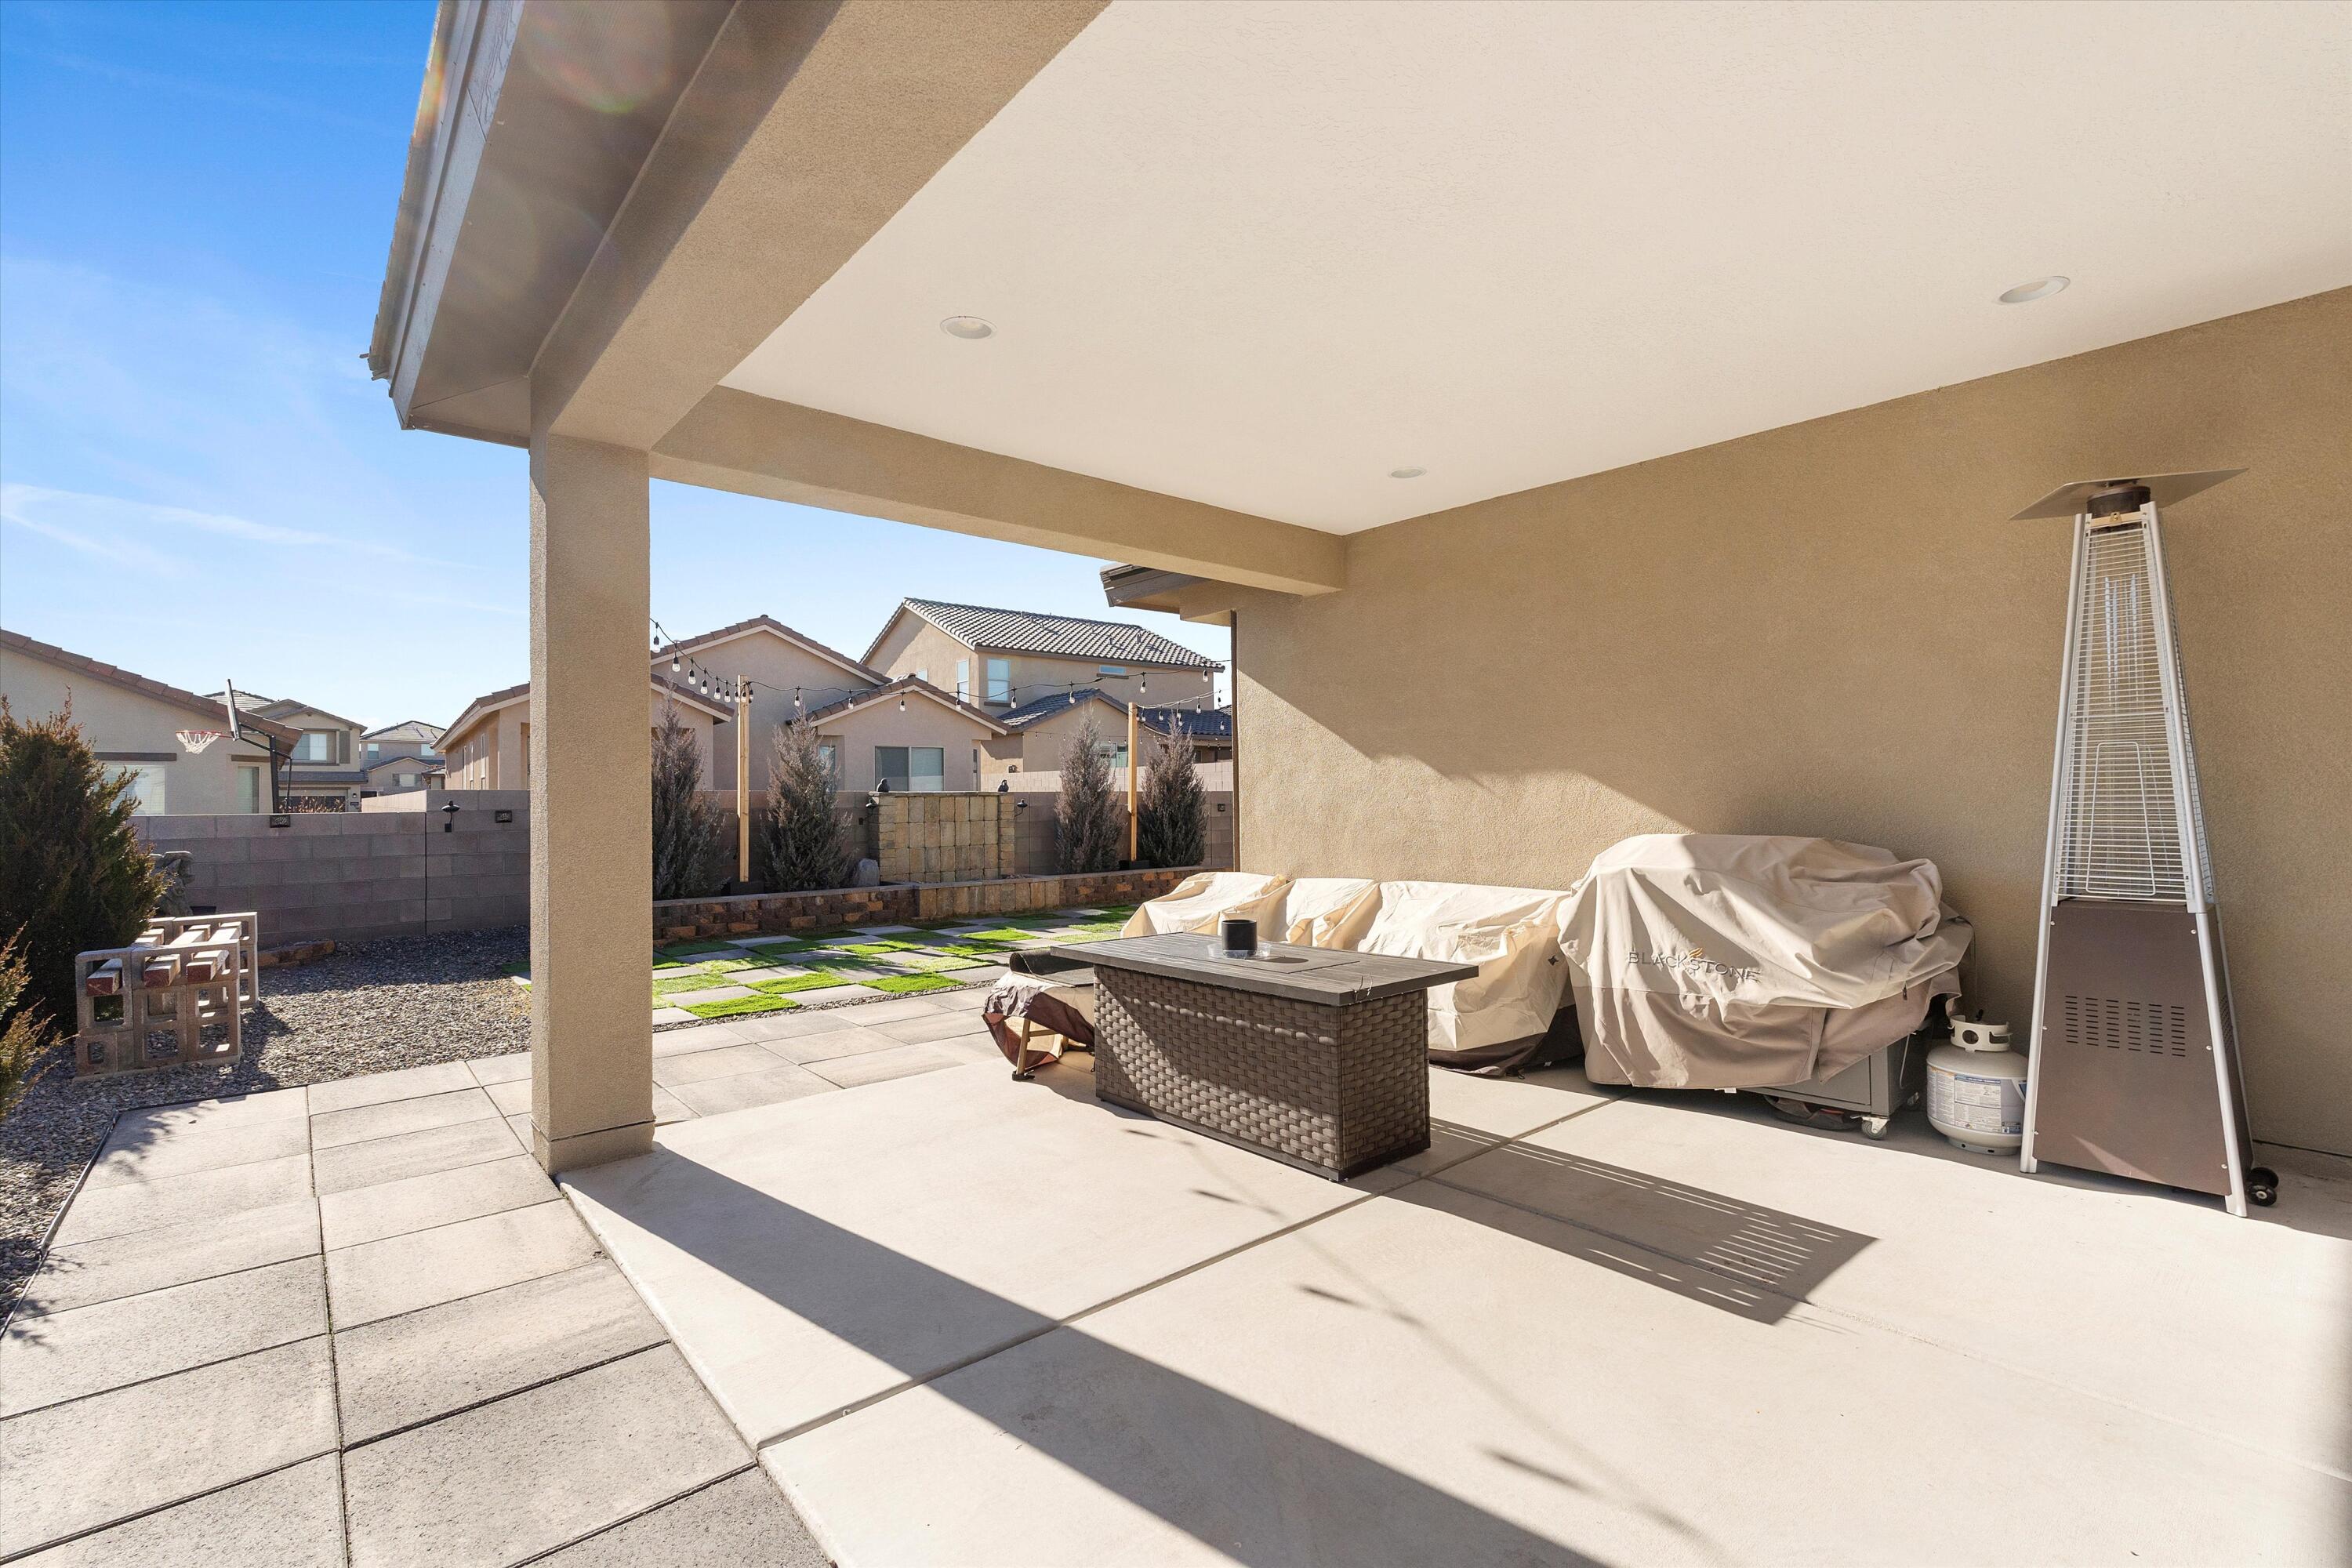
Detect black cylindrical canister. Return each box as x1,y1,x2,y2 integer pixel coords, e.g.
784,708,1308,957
1218,916,1257,956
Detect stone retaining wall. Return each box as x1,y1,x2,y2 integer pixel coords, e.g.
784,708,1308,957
654,866,1193,942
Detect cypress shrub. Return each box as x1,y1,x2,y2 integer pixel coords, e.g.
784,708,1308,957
1136,723,1207,869
1056,714,1123,873
760,718,846,891
0,697,165,1026
651,701,727,899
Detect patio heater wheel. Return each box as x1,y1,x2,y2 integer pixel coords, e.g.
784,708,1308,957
2245,1166,2278,1207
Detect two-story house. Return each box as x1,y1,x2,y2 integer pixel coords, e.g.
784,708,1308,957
441,674,733,792
654,614,1010,795
863,599,1222,716
209,693,374,808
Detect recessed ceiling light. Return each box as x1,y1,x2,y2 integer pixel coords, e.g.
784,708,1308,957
940,315,994,339
1388,466,1426,479
1998,276,2070,305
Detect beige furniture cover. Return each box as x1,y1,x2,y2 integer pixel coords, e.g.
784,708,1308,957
1343,881,1576,1067
1118,872,1292,938
1279,879,1381,947
1561,834,1969,1091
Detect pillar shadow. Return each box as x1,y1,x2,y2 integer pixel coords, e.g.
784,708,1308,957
590,1151,1606,1568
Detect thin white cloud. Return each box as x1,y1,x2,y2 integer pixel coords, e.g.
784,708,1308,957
0,483,448,566
386,590,526,619
0,501,184,576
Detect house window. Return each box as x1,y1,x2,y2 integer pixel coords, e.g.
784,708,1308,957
295,731,337,763
817,742,839,786
1099,665,1127,677
238,764,262,814
875,746,944,793
985,658,1011,705
111,763,165,815
1097,741,1129,771
364,742,380,760
396,773,418,788
915,666,928,684
956,659,970,701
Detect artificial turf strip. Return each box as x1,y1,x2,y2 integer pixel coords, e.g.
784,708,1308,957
752,972,852,994
651,970,743,995
656,939,741,960
682,993,803,1018
837,940,927,956
960,928,1045,945
859,972,964,995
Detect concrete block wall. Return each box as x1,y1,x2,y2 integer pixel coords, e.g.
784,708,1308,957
866,793,1016,884
653,866,1195,940
1002,785,1236,875
141,789,528,944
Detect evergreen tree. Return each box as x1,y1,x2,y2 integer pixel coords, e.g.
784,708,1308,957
0,931,55,1120
1056,713,1123,873
651,701,726,899
760,718,845,891
1136,721,1207,868
0,697,166,1025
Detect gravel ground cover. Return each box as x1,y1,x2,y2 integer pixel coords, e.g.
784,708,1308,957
1,927,530,1313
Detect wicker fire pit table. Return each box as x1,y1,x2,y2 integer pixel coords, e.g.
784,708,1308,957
1055,933,1479,1181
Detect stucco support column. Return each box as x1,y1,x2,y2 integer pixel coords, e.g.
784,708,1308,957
528,435,653,1172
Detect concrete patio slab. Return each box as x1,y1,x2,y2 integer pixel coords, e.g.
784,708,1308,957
85,1112,310,1188
661,984,756,1007
869,1009,997,1046
311,1116,518,1196
49,1152,314,1247
651,1006,699,1025
564,1063,1375,1447
666,1061,837,1118
16,1196,321,1318
309,1086,500,1149
769,1178,2345,1568
803,1042,962,1089
925,985,997,1012
0,1337,337,1556
307,1061,477,1116
762,1024,906,1065
11,1453,346,1568
651,1085,698,1123
465,1051,531,1085
652,1040,793,1088
332,1261,665,1443
824,995,949,1025
105,1087,308,1142
340,1346,748,1568
0,1255,327,1417
325,1199,599,1327
319,1153,556,1250
653,1021,750,1055
1444,1090,2352,1475
536,1468,827,1567
483,1076,531,1115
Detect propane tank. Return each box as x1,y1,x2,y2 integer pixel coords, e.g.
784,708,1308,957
1926,1005,2027,1155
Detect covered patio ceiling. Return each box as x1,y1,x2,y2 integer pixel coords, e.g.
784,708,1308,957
375,0,2350,565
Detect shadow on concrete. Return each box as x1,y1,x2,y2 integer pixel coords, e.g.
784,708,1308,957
615,1150,1605,1568
1417,1126,1874,1325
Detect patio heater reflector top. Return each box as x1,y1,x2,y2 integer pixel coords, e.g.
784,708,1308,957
2010,469,2244,521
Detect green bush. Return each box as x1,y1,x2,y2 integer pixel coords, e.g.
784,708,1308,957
651,700,727,900
1056,714,1122,873
0,929,56,1120
759,717,846,891
0,697,165,1028
1136,724,1206,868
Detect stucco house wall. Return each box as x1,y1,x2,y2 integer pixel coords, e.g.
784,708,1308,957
870,614,1214,713
0,637,274,814
661,626,876,793
1214,289,2352,1156
815,695,995,794
446,687,720,791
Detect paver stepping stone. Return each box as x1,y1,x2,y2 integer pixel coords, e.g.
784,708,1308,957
313,1117,520,1196
654,1043,793,1088
683,994,802,1020
17,1196,321,1319
884,952,989,972
668,1062,836,1116
652,1007,699,1026
85,1113,310,1188
310,1087,500,1151
341,1347,748,1568
806,1042,963,1089
320,1154,557,1250
16,1453,345,1568
326,1200,597,1327
333,1261,665,1443
0,1338,337,1557
309,1061,478,1115
662,985,757,1007
51,1153,314,1248
534,1468,826,1568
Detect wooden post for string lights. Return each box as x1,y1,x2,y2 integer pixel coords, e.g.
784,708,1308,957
1126,700,1140,865
735,680,753,887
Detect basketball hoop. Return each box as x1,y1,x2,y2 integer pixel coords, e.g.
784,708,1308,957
176,729,227,753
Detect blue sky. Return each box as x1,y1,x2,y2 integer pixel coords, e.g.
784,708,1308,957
0,0,1228,731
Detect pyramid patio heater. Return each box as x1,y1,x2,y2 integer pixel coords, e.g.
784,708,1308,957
2014,470,2274,1214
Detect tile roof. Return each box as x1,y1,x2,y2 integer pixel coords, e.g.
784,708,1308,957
864,599,1223,671
658,614,883,683
445,673,730,743
1140,705,1233,740
996,691,1231,740
800,674,1013,735
364,719,446,740
4,629,300,747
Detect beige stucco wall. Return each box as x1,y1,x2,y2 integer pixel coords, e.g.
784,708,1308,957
817,699,992,793
1225,288,2352,1156
0,650,267,814
872,612,1213,712
445,690,715,791
665,630,875,793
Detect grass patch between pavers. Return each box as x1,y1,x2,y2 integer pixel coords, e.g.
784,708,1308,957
834,939,926,956
657,939,745,960
959,927,1047,945
652,970,734,996
858,972,964,995
682,993,803,1018
751,972,852,995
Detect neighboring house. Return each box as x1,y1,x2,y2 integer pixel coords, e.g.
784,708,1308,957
211,693,372,808
442,675,731,791
1,628,296,813
361,753,446,796
361,718,445,769
862,599,1222,716
800,676,1013,793
982,690,1229,782
649,614,885,795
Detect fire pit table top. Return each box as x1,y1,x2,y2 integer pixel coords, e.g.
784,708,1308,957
1052,933,1479,1007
